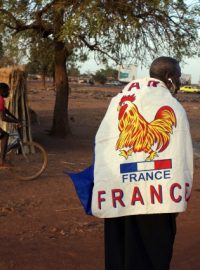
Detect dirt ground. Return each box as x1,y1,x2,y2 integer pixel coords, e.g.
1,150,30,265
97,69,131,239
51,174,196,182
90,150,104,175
0,81,199,270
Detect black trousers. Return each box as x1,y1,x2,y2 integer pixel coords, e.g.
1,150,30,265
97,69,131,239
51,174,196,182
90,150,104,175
104,214,176,270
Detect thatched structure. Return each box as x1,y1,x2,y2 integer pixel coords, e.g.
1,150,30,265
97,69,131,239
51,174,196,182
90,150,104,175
0,67,32,143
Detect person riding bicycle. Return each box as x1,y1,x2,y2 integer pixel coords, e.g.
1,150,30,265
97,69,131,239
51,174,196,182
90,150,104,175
0,83,20,168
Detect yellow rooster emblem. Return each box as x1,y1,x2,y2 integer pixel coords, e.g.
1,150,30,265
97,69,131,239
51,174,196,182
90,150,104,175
116,94,177,161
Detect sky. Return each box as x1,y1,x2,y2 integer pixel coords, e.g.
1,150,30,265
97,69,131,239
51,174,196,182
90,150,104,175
80,57,200,84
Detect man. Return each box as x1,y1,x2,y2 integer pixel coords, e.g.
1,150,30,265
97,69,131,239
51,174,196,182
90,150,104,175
68,56,193,270
0,83,19,167
92,57,193,270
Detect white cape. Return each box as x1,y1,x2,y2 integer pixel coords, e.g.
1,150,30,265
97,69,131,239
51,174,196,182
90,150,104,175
91,78,193,218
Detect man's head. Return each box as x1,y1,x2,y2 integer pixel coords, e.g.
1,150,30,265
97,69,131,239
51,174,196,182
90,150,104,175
0,83,10,98
149,56,181,93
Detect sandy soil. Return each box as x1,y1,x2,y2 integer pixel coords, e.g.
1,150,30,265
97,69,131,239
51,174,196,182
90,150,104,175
0,81,199,270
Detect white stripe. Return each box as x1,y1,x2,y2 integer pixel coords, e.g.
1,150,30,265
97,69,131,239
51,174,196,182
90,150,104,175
137,161,154,171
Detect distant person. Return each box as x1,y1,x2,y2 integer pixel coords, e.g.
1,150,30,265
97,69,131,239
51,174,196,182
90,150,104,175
69,56,193,270
0,83,19,168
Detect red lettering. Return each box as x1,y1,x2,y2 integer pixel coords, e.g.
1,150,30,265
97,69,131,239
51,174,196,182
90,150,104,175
128,82,140,91
131,187,144,205
170,183,182,203
148,80,160,87
98,191,106,209
150,185,163,204
112,189,125,208
185,182,191,202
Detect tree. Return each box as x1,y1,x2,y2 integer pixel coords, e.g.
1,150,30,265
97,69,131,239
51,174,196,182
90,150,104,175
94,70,107,84
68,65,80,77
26,37,55,88
94,66,118,83
0,34,23,67
103,66,118,80
66,54,81,77
0,1,199,137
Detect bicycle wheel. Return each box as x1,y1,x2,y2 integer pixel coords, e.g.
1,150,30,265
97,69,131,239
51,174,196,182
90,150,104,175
9,141,48,180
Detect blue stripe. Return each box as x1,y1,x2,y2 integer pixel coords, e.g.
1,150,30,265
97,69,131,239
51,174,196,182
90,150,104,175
120,162,138,173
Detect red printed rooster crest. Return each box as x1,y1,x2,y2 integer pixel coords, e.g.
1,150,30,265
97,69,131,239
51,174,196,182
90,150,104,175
115,94,177,160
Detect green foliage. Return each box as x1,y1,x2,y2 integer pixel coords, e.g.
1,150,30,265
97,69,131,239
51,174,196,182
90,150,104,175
0,0,199,67
26,35,54,77
94,70,107,84
103,66,118,80
0,34,24,66
94,66,118,84
68,66,80,77
66,53,81,76
60,0,200,64
94,66,118,83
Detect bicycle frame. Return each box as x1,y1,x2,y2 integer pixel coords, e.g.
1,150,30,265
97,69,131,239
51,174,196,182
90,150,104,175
6,128,23,154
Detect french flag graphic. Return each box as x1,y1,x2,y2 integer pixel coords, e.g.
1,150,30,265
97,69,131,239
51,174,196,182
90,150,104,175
120,159,172,174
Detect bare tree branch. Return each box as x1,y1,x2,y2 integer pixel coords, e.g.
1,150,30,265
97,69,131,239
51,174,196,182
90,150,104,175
78,34,119,63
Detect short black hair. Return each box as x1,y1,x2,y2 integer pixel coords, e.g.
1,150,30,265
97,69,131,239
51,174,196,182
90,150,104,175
0,82,9,93
149,56,180,81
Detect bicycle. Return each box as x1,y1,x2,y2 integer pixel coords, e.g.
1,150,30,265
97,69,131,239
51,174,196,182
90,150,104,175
3,125,48,180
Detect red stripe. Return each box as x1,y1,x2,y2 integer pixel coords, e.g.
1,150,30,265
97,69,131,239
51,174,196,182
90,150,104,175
154,159,172,170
